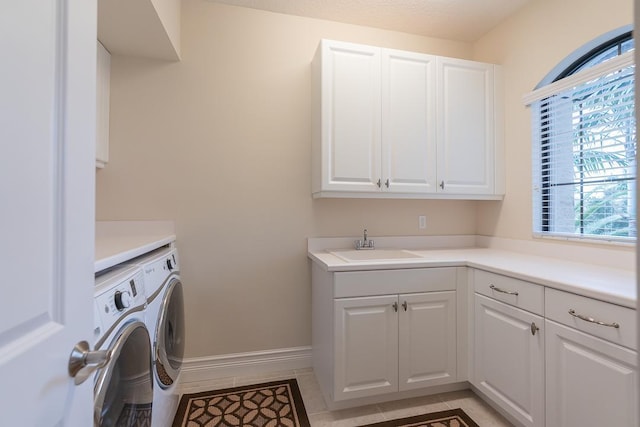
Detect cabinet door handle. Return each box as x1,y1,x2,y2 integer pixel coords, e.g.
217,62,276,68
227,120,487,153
376,179,381,188
530,322,539,336
385,179,389,188
489,284,519,296
439,180,445,189
401,301,407,311
568,309,620,329
392,302,398,312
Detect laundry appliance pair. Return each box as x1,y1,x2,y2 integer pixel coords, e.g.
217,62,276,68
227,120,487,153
93,247,185,427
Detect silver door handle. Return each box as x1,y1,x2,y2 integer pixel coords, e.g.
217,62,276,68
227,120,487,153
489,284,519,296
68,340,111,385
568,309,620,329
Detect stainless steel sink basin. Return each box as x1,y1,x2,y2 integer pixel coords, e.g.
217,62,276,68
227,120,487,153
328,249,423,262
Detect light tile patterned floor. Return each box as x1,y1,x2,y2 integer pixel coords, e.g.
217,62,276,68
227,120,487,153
178,369,514,426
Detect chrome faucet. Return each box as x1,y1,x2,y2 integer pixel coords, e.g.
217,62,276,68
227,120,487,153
354,229,375,250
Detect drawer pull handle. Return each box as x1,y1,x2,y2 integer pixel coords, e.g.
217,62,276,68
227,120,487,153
568,309,620,329
489,284,519,296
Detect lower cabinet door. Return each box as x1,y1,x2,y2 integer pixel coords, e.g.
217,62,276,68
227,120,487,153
334,295,398,400
474,294,544,427
399,291,456,390
545,320,638,427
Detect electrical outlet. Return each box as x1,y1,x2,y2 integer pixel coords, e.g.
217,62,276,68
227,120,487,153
418,215,426,229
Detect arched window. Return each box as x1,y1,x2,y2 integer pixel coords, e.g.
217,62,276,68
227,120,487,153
525,29,636,242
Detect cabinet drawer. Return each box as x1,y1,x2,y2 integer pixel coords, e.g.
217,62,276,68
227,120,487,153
474,269,544,315
545,288,637,350
334,268,456,298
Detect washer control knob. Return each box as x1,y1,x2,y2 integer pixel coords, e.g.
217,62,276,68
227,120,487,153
166,259,174,271
114,290,132,311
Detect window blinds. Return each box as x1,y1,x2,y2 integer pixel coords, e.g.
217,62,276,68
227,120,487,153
526,51,636,240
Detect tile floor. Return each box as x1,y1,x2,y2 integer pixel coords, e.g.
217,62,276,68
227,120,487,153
178,368,514,426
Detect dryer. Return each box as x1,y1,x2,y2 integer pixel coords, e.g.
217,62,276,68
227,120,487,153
129,247,185,427
93,265,153,427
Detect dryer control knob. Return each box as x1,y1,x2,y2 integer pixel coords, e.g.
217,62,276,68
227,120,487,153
114,290,132,311
166,259,174,271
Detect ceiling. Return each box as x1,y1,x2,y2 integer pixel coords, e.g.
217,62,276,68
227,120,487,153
207,0,532,42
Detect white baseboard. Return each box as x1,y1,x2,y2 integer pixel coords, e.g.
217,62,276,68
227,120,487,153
179,346,312,385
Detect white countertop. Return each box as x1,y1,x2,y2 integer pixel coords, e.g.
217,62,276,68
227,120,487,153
95,221,176,273
308,237,637,309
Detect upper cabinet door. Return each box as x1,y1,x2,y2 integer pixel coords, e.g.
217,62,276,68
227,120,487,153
381,49,437,193
437,57,495,195
315,40,382,193
96,40,111,168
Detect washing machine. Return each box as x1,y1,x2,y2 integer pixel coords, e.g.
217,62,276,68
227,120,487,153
128,247,185,427
93,265,153,427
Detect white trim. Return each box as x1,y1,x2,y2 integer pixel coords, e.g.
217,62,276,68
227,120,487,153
523,51,634,105
179,346,312,385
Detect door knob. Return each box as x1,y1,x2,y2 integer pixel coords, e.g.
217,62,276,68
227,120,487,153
530,322,540,336
68,340,111,385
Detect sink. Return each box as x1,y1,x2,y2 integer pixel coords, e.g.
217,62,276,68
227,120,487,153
328,249,423,262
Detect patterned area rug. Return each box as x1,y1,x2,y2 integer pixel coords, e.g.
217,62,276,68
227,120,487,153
172,379,310,427
358,409,479,427
115,402,152,427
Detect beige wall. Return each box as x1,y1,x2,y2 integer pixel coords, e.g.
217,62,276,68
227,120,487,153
97,0,634,358
96,0,477,358
473,0,634,245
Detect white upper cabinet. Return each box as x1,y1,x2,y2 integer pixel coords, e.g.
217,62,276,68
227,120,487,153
382,49,437,194
312,39,504,199
437,57,496,195
312,40,382,193
98,0,181,61
96,41,111,169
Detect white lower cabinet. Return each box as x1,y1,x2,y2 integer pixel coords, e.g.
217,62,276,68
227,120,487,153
399,292,457,391
334,291,457,401
474,294,544,427
544,289,638,427
545,320,637,427
471,269,638,427
334,295,398,400
312,265,461,407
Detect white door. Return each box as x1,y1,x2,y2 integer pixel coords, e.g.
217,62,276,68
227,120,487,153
381,49,437,193
0,1,96,425
399,291,457,390
545,320,637,427
437,57,494,195
319,40,382,192
334,295,398,400
474,295,544,427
